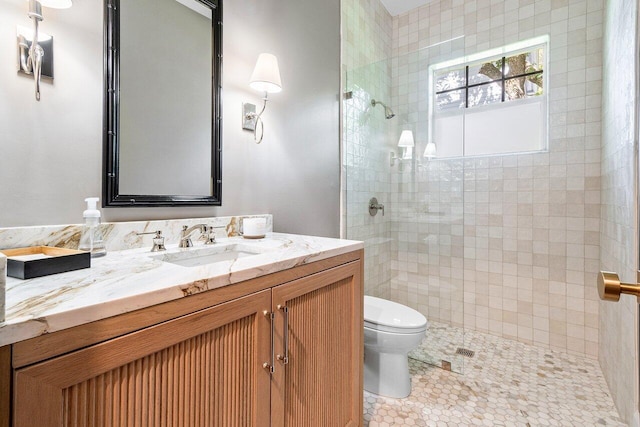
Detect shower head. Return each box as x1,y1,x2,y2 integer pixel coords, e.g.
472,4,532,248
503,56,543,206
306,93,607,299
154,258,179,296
370,99,395,119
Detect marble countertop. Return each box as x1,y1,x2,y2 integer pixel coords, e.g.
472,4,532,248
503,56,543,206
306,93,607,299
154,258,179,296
0,233,363,347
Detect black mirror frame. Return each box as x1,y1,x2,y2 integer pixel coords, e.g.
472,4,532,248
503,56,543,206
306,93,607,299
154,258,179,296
102,0,222,207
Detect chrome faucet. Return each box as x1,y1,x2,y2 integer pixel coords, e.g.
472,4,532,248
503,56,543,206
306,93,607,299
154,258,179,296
179,224,208,248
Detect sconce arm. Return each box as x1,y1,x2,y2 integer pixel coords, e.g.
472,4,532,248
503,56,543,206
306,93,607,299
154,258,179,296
256,95,268,118
19,0,45,101
31,44,44,101
245,93,269,144
18,36,32,73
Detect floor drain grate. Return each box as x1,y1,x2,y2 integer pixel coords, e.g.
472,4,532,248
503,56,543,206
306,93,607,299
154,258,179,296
455,347,475,358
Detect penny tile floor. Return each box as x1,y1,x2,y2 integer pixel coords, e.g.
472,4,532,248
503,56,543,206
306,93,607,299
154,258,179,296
365,326,625,426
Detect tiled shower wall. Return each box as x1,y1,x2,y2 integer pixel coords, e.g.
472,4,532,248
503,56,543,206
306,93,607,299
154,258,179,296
386,0,604,358
342,0,393,71
342,0,394,297
599,0,638,423
343,0,605,359
384,0,604,356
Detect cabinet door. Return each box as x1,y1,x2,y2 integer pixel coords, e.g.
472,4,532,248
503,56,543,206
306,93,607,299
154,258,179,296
271,261,363,427
14,290,272,427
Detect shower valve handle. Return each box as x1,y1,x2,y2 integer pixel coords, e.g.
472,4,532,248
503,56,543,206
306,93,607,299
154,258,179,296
369,198,384,216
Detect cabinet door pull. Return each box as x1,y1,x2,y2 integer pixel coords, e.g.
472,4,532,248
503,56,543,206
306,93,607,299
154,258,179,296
276,305,289,365
263,310,275,374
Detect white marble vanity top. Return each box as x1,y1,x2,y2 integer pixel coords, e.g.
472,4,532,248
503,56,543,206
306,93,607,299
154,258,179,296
0,233,363,347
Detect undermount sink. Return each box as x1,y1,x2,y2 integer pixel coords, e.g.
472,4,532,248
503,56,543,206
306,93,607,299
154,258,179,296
151,244,267,268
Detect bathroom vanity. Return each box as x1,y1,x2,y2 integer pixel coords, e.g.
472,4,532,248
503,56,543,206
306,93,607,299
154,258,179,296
0,230,363,426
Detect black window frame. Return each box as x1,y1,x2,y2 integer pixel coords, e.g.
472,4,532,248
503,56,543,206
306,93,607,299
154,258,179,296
435,47,545,110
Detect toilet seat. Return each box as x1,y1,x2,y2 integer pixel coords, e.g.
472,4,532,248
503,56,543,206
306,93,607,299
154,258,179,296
364,296,427,334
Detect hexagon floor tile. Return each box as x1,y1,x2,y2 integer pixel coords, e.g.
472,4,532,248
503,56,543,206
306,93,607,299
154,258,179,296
364,327,625,426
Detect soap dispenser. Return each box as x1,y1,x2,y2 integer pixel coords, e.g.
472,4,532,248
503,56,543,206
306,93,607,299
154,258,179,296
78,197,107,257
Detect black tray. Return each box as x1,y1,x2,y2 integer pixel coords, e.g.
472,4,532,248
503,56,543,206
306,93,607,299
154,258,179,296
0,246,91,280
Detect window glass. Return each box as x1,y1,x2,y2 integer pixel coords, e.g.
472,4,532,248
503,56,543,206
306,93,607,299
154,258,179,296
431,41,548,158
436,89,466,111
435,68,465,92
468,61,501,85
468,83,502,107
505,75,543,101
505,48,544,77
433,44,545,110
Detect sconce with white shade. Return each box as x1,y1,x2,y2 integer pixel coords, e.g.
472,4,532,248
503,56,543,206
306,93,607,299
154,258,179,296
17,0,71,101
423,140,437,159
398,130,415,159
242,53,282,144
390,130,415,166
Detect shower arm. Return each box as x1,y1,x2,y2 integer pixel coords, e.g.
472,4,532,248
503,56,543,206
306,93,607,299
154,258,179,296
371,99,395,119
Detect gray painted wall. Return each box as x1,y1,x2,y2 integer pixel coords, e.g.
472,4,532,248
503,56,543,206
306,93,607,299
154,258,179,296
0,0,341,238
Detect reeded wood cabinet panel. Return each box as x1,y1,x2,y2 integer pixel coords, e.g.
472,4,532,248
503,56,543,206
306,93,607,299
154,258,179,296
271,261,363,427
10,253,364,426
13,290,272,427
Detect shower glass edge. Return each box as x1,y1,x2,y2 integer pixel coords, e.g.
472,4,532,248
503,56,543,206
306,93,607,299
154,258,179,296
343,37,468,374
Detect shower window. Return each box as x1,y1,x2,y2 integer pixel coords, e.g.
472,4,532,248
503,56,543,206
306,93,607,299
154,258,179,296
435,47,544,110
429,36,549,158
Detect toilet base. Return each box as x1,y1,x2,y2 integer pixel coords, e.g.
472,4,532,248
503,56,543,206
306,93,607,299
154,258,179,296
363,346,411,398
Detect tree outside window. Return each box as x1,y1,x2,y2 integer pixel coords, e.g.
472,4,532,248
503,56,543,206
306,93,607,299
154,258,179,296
435,46,545,111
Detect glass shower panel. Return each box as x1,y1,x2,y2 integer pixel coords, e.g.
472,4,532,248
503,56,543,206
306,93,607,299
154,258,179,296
343,56,394,301
343,37,468,374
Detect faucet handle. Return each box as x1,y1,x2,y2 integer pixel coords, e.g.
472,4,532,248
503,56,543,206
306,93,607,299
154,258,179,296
198,227,215,245
151,231,166,252
201,225,227,245
136,230,166,252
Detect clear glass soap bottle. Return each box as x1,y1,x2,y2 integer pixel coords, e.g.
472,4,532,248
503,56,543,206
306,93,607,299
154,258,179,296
78,197,107,257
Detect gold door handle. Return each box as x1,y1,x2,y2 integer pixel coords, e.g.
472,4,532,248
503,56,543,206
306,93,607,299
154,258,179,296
598,271,640,302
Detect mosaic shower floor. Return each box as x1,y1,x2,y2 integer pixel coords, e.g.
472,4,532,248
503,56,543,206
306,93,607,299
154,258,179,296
409,321,467,373
366,326,625,426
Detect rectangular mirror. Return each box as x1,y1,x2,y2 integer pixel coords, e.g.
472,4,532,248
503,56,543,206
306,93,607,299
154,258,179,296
103,0,222,207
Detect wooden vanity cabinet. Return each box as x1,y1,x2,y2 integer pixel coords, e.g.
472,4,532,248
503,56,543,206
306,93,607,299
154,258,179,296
271,261,362,427
14,290,273,427
7,252,363,427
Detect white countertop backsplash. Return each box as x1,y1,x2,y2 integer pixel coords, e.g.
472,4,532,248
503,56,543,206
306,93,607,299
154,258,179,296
0,217,362,347
0,215,271,252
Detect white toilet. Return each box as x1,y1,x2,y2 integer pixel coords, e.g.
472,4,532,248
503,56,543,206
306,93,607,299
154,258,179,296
363,296,428,398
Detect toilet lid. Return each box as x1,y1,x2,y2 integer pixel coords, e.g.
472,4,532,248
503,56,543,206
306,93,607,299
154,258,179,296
364,296,427,334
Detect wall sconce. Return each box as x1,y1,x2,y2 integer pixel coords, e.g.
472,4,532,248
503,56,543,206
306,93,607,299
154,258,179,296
390,130,415,166
17,0,71,101
423,140,437,159
242,53,282,144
